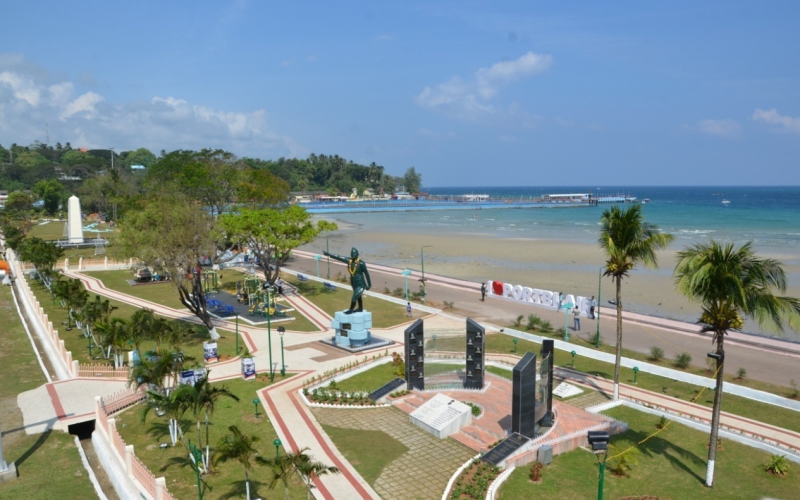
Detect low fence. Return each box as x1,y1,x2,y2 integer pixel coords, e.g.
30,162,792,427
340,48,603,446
15,256,134,272
79,363,130,379
96,389,177,500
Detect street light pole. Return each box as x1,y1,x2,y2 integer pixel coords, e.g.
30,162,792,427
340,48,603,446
596,267,603,348
273,438,282,460
278,327,286,376
267,286,274,382
326,237,330,279
235,314,239,356
420,245,433,303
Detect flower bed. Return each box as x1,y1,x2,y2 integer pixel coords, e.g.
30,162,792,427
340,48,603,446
448,459,501,500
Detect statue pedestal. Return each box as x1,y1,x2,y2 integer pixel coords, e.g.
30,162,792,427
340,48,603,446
332,310,372,348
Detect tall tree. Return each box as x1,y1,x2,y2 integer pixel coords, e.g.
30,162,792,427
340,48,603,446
598,204,673,400
32,179,65,215
188,374,239,469
218,205,336,285
17,237,63,288
116,193,222,338
674,241,800,487
402,167,422,194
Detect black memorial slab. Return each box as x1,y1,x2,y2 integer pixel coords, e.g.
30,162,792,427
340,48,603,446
481,432,531,465
540,339,555,426
404,319,425,390
368,377,406,401
464,318,485,389
512,352,537,439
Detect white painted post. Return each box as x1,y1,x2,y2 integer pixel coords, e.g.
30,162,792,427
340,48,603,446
94,396,102,422
64,258,69,270
125,445,134,477
104,256,108,269
73,360,80,377
78,257,83,270
155,477,166,500
108,418,116,441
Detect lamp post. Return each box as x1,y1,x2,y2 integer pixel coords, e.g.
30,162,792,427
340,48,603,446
633,366,639,385
513,338,518,355
562,302,573,341
588,431,610,500
596,267,603,348
189,442,204,500
278,327,286,376
401,269,412,300
235,314,239,356
273,438,282,460
571,350,576,368
326,237,330,279
88,341,95,358
267,286,274,382
313,255,322,277
420,245,433,302
253,398,260,418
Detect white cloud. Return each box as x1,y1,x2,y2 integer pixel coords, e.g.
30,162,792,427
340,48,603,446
0,55,299,156
415,51,551,123
753,108,800,134
695,119,741,138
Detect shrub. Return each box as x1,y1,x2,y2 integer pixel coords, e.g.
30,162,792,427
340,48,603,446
463,401,482,417
513,314,524,327
529,462,543,482
328,379,339,391
526,314,541,331
443,300,455,309
540,321,554,333
764,455,790,476
736,367,747,380
790,379,799,399
393,287,404,297
383,287,391,294
607,444,639,478
649,346,665,362
655,415,668,429
674,352,692,369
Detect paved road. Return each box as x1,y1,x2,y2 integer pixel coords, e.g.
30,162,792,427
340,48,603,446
288,251,800,389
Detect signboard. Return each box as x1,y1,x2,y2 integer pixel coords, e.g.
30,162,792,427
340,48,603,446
203,342,218,363
486,280,592,315
241,357,256,380
180,370,196,386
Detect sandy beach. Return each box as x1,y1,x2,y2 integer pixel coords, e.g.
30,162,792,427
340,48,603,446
306,225,800,341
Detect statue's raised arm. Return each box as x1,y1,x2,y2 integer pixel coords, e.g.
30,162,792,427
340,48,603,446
323,250,349,264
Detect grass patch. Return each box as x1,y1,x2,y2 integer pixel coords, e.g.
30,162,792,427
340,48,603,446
500,405,800,500
336,361,397,393
0,286,98,500
319,425,408,486
486,365,512,380
115,375,306,500
285,276,418,328
486,333,800,433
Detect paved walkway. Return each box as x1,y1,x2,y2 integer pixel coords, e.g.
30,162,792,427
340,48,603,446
57,266,800,499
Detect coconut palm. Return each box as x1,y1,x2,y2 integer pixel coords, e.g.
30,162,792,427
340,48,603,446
257,447,340,500
598,204,673,400
141,385,195,448
95,317,130,367
214,425,260,500
674,240,800,487
129,352,176,394
129,308,157,353
188,373,239,470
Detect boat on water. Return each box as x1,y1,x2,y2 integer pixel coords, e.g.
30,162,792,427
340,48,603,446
641,199,651,204
722,199,731,206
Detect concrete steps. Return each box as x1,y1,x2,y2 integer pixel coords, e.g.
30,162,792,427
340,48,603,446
450,432,488,452
459,425,498,448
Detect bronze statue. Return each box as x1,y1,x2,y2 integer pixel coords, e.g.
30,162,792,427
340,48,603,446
324,247,372,314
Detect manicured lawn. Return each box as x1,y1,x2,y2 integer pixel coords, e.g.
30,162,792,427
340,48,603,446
499,405,800,500
336,361,398,392
285,276,420,328
0,286,98,500
27,220,67,240
486,333,800,433
319,425,408,486
115,376,307,500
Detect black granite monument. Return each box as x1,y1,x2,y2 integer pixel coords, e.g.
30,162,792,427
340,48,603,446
404,319,425,390
464,318,485,389
512,352,537,439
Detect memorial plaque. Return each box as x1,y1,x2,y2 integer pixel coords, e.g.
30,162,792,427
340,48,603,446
369,377,406,401
552,382,583,399
481,433,531,465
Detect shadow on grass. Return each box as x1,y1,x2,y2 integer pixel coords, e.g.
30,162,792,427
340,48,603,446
219,477,270,500
616,428,706,485
15,429,53,467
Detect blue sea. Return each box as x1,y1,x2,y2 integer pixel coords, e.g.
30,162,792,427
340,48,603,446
333,186,800,260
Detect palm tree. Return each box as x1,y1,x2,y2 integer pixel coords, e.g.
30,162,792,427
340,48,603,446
129,308,156,353
95,318,130,367
598,204,673,400
129,352,176,394
674,241,800,487
214,425,260,500
257,447,340,500
141,385,194,448
189,373,239,470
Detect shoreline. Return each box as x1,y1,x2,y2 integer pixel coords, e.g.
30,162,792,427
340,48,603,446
307,220,800,342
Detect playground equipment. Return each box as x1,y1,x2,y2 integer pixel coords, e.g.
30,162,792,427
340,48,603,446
203,270,219,294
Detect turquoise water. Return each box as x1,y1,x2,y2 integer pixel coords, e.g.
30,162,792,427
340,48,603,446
333,186,800,258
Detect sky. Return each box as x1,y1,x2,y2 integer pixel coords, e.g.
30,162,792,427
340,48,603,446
1,1,799,186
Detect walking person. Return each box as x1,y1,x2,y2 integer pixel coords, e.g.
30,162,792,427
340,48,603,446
573,306,581,331
277,277,284,295
406,301,412,318
480,283,487,301
590,295,597,319
557,292,564,310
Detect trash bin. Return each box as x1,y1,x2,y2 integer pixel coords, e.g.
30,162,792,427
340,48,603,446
538,444,553,465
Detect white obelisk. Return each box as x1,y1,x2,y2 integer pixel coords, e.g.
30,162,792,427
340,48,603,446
67,195,84,244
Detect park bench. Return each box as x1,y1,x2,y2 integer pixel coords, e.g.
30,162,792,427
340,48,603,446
323,282,337,292
297,274,308,282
